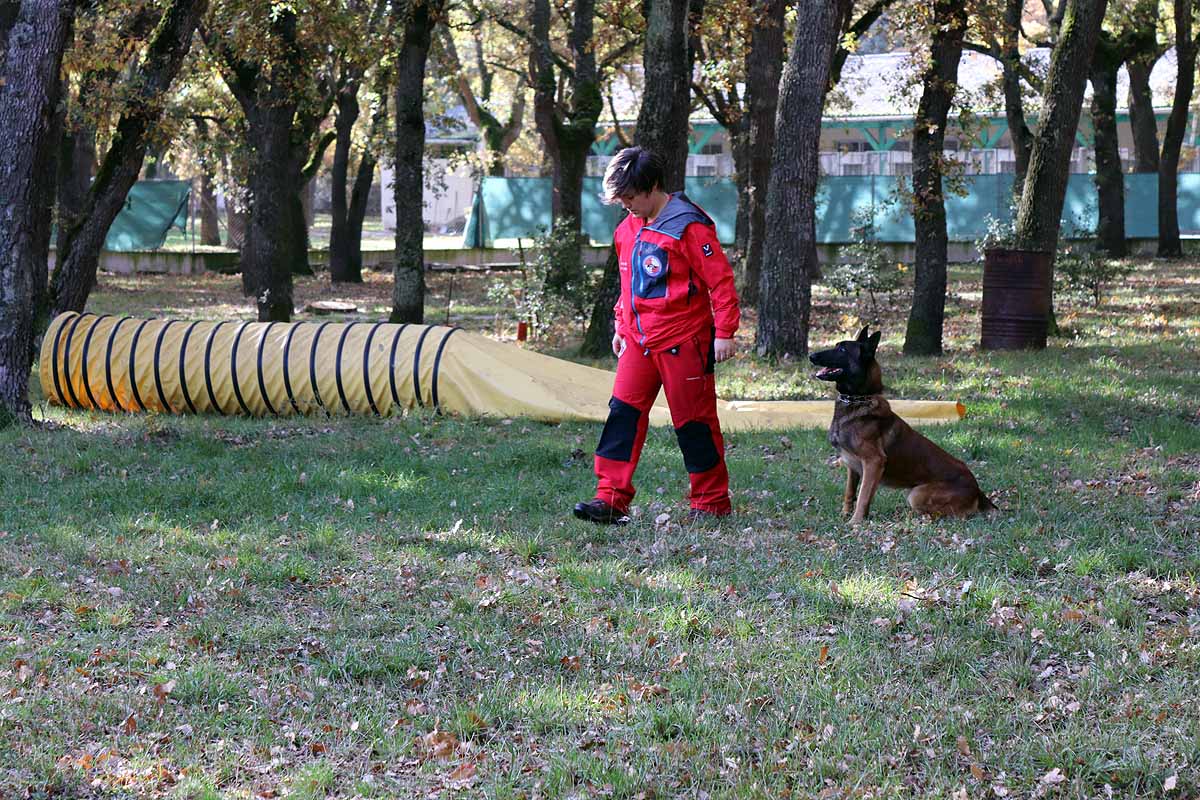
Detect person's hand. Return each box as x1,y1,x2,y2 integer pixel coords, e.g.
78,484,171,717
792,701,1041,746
713,337,736,363
612,332,626,357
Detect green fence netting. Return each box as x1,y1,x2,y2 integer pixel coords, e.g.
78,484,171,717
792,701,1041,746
463,173,1200,247
104,180,190,251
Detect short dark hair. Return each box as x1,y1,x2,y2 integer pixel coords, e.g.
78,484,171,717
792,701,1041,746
602,146,664,204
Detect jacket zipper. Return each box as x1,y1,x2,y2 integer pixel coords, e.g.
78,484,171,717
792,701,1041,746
630,232,646,346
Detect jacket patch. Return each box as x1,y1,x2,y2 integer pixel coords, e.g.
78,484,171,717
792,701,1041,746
701,242,713,257
633,241,669,300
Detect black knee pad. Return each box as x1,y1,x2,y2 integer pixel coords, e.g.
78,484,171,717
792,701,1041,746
675,420,720,473
596,397,641,462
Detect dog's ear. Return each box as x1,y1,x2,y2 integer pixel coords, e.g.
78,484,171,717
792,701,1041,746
864,330,881,356
856,325,870,342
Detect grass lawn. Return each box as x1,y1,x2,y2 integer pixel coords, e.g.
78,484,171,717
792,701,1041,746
2,259,1198,798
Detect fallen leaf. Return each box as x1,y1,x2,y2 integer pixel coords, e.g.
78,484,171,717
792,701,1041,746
1040,767,1064,785
560,655,581,672
121,713,137,735
957,735,971,757
629,681,669,702
446,762,477,785
421,727,460,759
1164,775,1177,792
817,645,829,665
971,763,985,780
153,680,176,703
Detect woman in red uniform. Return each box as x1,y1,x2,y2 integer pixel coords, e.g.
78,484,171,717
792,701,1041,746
573,147,741,525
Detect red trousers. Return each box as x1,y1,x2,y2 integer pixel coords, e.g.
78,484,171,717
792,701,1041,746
592,330,731,514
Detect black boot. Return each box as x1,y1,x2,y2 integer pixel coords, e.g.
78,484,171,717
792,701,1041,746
572,499,630,525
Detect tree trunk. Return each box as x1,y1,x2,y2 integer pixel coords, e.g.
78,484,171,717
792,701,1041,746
756,0,851,357
31,70,64,361
0,0,76,424
1157,0,1195,258
533,0,600,232
50,0,206,316
1013,0,1108,254
198,165,221,245
391,0,442,323
730,127,750,266
530,0,562,212
243,104,302,320
347,151,376,279
634,0,695,191
330,81,362,283
55,114,96,255
1089,42,1126,257
1001,0,1033,197
346,80,387,280
1126,55,1160,173
904,0,966,356
580,245,620,356
191,116,221,245
740,0,786,307
226,196,247,248
0,0,19,52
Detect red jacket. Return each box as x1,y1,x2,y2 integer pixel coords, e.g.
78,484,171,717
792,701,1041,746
612,193,740,351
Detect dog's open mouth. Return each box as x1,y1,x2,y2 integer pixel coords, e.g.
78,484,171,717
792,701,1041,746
814,366,843,380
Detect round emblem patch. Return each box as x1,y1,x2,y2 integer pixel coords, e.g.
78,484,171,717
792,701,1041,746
642,255,663,277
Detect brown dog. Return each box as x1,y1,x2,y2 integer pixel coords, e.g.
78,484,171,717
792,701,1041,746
809,326,996,522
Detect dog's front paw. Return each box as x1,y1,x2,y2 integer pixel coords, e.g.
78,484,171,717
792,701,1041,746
849,514,866,526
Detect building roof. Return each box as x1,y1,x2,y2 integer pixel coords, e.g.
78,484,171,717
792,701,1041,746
827,47,1181,120
433,47,1187,143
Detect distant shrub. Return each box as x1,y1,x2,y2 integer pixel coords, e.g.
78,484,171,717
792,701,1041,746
827,204,904,315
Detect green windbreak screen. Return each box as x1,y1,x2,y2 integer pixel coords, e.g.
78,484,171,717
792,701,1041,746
463,177,736,246
105,180,190,251
463,173,1200,246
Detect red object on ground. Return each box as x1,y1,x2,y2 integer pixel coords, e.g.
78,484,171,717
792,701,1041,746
517,321,528,341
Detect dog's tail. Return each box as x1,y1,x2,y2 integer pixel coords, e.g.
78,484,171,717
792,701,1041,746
978,493,999,514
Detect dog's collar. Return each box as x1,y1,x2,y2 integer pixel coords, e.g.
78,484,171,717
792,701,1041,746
837,392,879,405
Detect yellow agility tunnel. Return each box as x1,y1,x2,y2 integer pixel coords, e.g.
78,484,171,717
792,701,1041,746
40,312,966,431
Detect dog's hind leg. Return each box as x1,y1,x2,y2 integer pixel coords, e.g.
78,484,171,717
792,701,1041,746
907,482,981,519
843,466,860,516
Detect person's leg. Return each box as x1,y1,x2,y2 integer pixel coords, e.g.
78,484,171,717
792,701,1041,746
591,348,663,513
657,331,731,515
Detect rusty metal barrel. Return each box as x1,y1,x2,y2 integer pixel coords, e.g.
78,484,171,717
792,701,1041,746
981,248,1052,350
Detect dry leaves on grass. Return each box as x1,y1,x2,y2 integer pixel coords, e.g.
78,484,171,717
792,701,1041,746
629,681,669,702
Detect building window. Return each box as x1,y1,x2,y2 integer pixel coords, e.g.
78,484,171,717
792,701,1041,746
892,162,913,176
835,140,870,153
695,165,718,177
890,140,910,152
842,163,865,176
699,141,724,155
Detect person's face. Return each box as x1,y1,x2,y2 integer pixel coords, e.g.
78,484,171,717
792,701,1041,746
617,189,658,219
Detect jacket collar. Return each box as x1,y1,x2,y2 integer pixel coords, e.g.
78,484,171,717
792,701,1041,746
641,192,714,240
